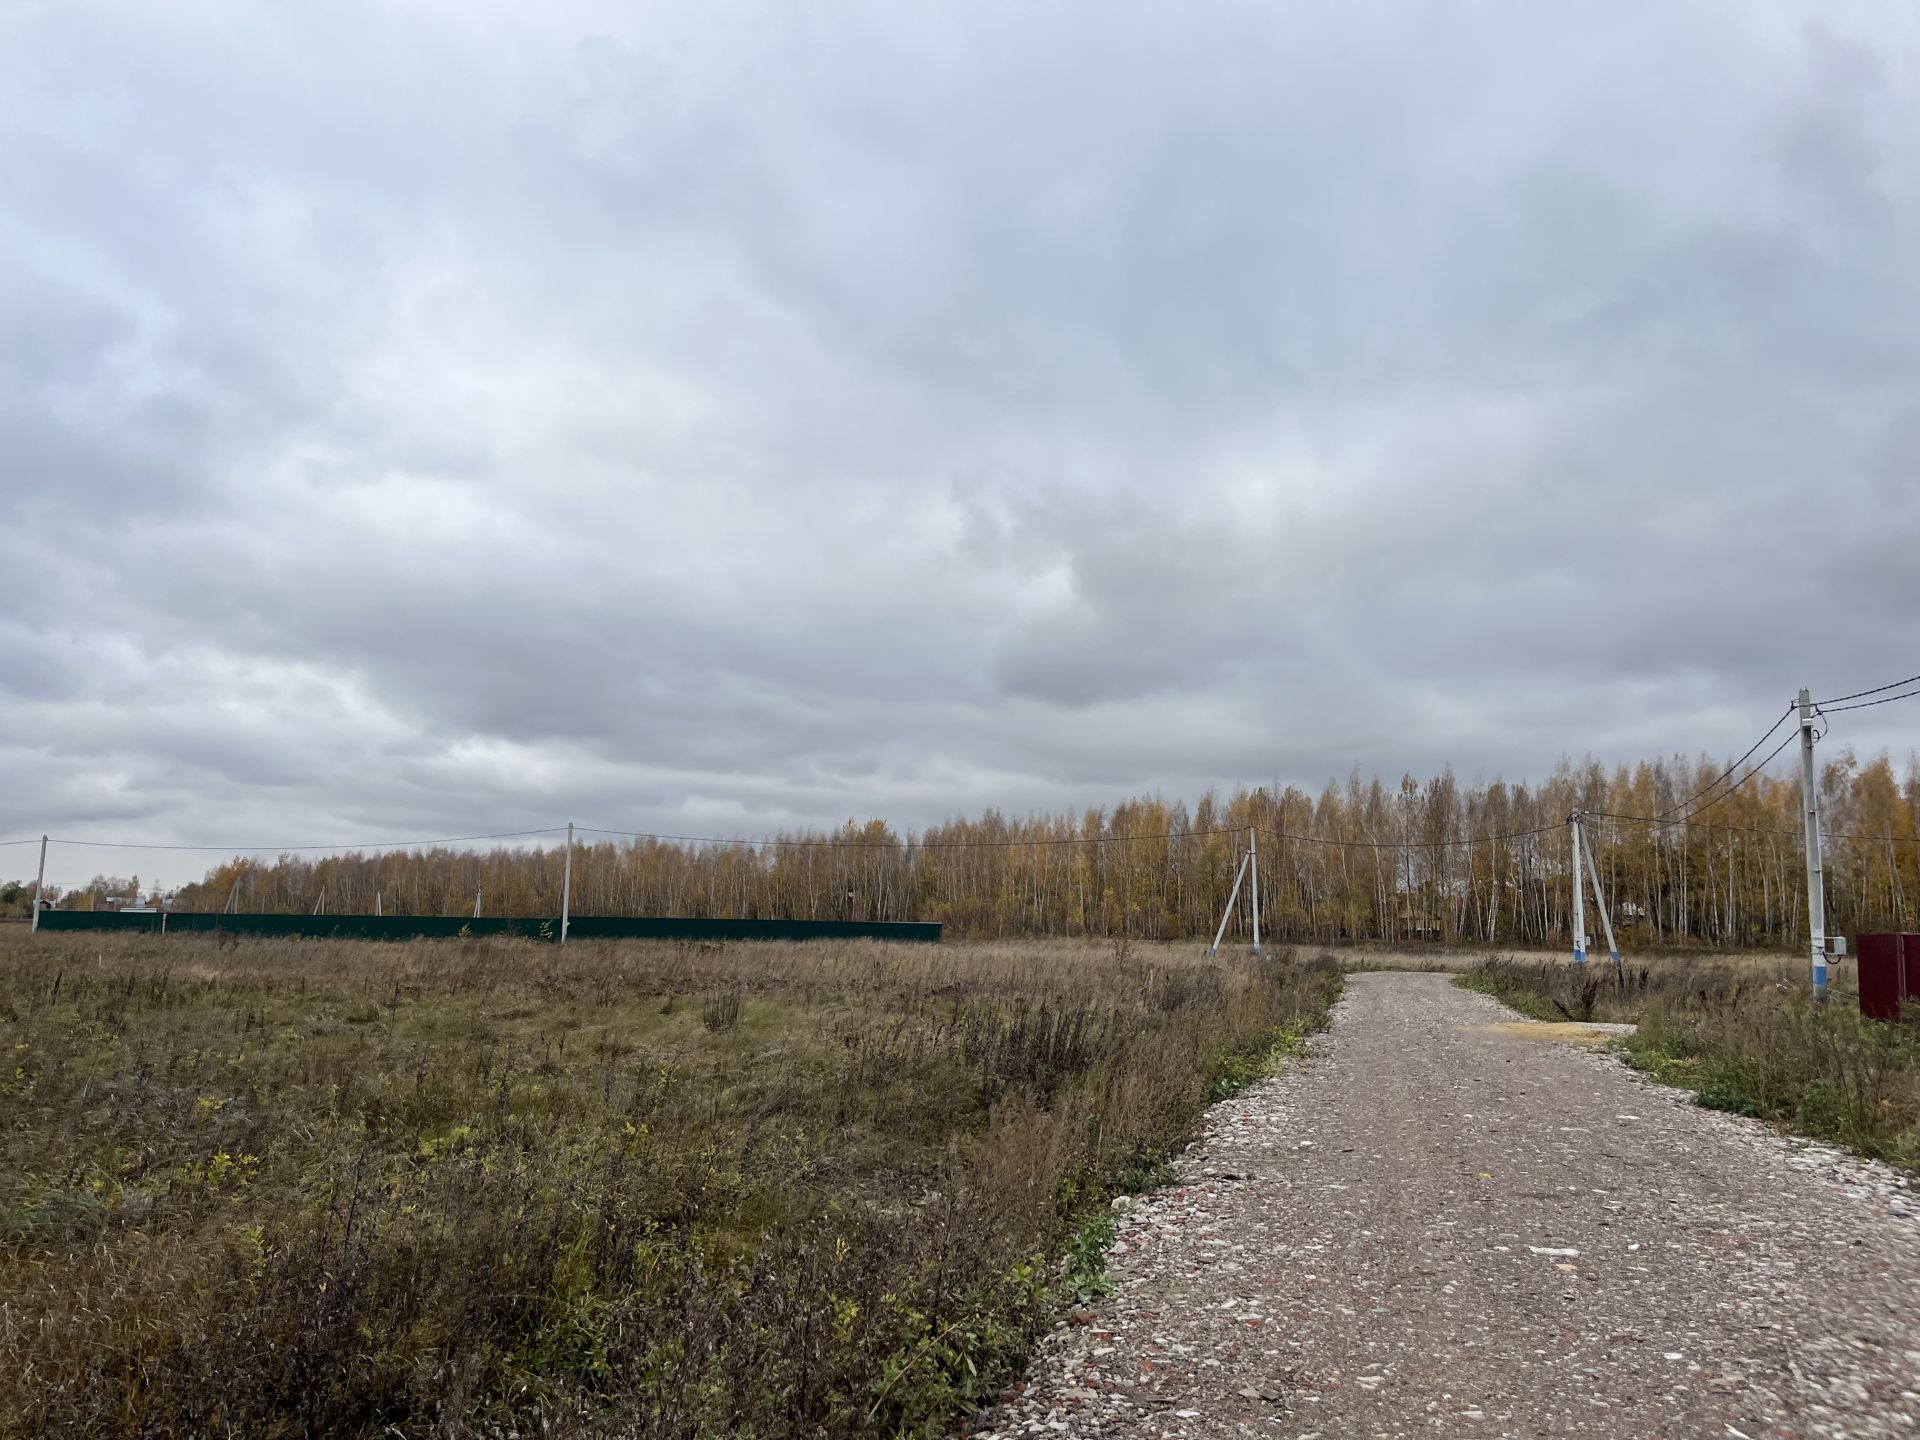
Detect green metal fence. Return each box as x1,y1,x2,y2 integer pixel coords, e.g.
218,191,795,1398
34,911,940,943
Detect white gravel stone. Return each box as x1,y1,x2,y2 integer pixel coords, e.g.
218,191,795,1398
972,972,1920,1439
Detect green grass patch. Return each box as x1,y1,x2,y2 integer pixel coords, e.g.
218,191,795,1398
1207,1018,1321,1101
1060,1211,1118,1303
1453,967,1562,1021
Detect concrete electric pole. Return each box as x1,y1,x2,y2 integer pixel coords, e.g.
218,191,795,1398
1798,688,1828,1003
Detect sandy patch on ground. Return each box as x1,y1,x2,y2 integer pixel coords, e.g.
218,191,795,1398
1482,1019,1637,1047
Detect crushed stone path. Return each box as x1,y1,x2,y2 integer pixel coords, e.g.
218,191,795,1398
976,971,1920,1439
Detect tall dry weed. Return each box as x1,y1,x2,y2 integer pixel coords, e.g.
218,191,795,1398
0,931,1339,1438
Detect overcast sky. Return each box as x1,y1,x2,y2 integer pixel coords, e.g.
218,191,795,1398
4,1,1919,888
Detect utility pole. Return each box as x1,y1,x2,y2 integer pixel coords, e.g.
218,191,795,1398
1577,814,1622,974
1799,688,1828,1003
1249,826,1262,959
1209,848,1251,958
30,835,46,933
560,821,574,945
1569,810,1588,967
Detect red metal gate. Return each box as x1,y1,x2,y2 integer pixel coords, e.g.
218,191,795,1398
1857,933,1920,1020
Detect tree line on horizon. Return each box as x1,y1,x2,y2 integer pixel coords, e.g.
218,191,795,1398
17,749,1920,949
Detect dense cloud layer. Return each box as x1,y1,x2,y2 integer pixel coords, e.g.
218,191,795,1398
4,1,1918,887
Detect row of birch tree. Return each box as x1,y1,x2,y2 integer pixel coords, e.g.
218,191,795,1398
110,749,1920,947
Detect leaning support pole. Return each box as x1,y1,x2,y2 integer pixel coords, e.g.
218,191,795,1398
1209,850,1250,957
1579,816,1621,973
1249,826,1262,959
1799,687,1828,1003
1569,810,1588,968
30,835,46,933
560,821,575,945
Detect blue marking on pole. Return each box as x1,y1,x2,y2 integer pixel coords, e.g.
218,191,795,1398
1813,961,1828,996
1573,945,1587,967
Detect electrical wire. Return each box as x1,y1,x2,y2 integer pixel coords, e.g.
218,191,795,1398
12,820,1566,864
16,670,1914,864
13,689,1881,870
1636,704,1796,824
576,823,1245,851
1811,672,1920,706
47,827,568,853
1589,665,1915,829
1589,726,1801,829
577,820,1566,853
1818,687,1920,714
1583,813,1918,847
1583,813,1793,841
36,676,1907,866
1588,721,1920,846
1269,821,1565,851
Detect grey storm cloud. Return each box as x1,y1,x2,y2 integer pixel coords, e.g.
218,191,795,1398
3,0,1919,886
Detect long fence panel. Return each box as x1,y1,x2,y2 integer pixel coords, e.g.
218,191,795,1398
34,912,940,943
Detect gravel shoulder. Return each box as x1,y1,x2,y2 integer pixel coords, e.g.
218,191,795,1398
976,971,1920,1439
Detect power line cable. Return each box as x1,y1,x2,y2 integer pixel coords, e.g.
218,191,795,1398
15,670,1914,861
16,818,1565,864
1811,672,1920,706
44,677,1902,868
1266,821,1565,851
1818,687,1920,715
1588,814,1775,840
1588,666,1912,828
578,819,1565,853
1588,724,1920,845
1638,704,1796,824
48,827,567,853
576,823,1246,851
1584,812,1918,847
1590,726,1801,829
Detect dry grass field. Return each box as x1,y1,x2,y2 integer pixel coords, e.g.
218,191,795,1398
0,930,1339,1439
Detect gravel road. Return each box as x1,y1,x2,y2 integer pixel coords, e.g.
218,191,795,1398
977,971,1920,1439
